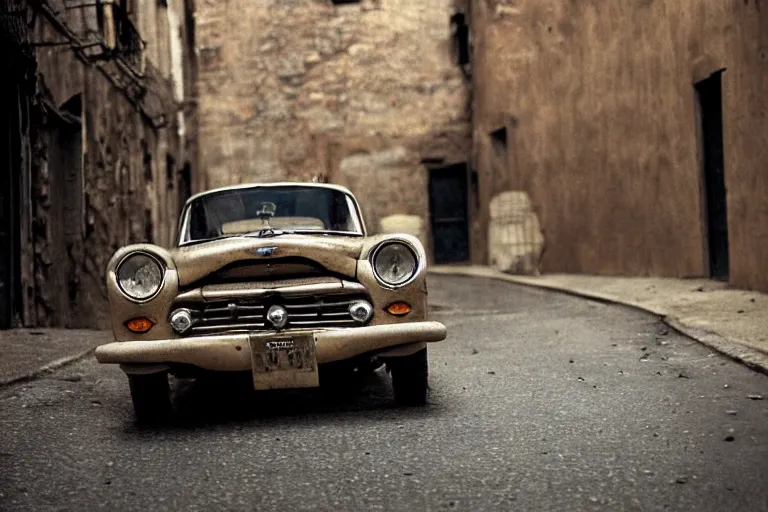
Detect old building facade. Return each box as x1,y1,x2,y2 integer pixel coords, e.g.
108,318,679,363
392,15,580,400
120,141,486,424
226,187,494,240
471,1,768,292
195,0,473,262
0,0,198,329
194,0,768,293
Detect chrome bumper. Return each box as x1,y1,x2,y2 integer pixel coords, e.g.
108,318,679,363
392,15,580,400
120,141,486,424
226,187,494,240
95,322,447,372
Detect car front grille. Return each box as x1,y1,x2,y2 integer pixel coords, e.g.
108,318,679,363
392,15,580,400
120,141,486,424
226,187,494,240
186,294,367,335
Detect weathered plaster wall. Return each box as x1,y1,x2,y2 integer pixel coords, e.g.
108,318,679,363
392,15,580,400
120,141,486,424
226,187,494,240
472,0,768,290
720,5,768,292
195,0,471,248
22,6,194,328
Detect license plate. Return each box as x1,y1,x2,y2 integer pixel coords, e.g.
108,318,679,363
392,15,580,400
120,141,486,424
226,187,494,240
249,332,319,390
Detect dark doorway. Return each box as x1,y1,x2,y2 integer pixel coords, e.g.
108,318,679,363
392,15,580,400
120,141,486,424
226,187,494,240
0,82,24,329
695,70,729,280
46,95,84,326
427,162,470,263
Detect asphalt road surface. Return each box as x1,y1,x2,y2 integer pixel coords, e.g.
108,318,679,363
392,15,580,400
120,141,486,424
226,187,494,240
2,275,768,511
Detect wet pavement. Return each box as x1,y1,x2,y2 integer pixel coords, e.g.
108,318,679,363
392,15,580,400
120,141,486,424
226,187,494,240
1,275,768,511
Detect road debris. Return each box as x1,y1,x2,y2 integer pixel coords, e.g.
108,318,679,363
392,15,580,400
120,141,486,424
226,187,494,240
747,394,764,400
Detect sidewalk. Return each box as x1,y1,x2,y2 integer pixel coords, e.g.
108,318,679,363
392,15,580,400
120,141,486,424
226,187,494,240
430,265,768,374
0,329,109,386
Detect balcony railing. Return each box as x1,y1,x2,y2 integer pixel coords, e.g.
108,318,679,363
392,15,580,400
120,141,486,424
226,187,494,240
31,0,145,75
97,0,144,70
26,0,177,127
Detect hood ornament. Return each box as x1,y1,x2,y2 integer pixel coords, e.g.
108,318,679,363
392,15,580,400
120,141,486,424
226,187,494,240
255,246,278,257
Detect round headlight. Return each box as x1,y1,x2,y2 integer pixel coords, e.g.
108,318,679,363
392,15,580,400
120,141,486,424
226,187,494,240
117,253,164,300
372,242,418,287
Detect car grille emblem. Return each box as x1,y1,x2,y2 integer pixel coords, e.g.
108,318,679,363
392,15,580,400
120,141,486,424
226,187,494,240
267,305,288,329
256,247,278,257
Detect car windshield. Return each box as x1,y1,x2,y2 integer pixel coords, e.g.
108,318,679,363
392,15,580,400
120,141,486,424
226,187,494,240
179,186,364,244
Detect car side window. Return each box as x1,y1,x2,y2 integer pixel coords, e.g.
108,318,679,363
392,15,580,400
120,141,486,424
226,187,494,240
189,202,209,240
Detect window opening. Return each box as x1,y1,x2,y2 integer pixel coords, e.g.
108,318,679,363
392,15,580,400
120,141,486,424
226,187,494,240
450,12,470,75
166,154,175,190
490,126,507,158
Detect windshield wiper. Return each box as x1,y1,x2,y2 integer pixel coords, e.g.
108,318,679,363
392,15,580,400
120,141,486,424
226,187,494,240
245,228,294,238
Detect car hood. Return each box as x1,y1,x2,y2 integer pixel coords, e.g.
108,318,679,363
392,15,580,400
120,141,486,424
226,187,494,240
169,234,366,287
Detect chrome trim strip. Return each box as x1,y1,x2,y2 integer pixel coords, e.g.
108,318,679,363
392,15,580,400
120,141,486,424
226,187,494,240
289,311,349,318
202,283,349,301
290,319,356,326
175,281,367,303
191,322,266,333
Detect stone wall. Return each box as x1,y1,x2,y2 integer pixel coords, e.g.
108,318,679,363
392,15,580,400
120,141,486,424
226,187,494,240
195,0,471,248
5,0,198,329
471,0,768,291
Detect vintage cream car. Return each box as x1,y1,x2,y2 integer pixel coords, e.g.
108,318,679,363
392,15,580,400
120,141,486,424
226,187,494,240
95,182,447,421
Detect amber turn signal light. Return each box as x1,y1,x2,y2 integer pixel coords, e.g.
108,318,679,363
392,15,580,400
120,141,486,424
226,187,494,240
126,317,154,333
386,302,412,316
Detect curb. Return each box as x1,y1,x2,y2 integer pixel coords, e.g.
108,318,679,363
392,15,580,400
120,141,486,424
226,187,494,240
0,348,96,389
429,267,768,376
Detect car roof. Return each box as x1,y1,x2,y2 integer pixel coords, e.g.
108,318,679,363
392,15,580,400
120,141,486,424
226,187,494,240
184,182,356,206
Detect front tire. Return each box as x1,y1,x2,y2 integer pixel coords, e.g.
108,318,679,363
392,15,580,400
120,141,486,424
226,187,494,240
386,348,429,406
127,372,172,423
